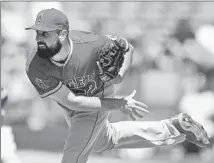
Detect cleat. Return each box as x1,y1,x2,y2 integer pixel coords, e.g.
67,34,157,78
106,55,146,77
170,113,210,148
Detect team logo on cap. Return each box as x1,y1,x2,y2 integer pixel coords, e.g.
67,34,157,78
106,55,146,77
36,13,43,25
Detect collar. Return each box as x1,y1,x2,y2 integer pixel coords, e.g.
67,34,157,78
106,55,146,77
50,37,73,67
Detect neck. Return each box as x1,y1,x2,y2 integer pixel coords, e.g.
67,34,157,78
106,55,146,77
51,37,72,62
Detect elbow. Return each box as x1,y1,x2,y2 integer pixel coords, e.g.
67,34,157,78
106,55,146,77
67,93,79,108
67,94,92,111
67,92,75,102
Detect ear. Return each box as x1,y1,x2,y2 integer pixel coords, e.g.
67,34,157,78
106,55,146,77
59,30,68,42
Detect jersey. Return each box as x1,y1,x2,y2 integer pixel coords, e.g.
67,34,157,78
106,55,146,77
26,30,129,99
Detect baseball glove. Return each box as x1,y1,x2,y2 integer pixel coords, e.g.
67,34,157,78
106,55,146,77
97,35,129,83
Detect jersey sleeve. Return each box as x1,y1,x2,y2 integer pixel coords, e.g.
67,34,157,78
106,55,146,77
26,67,62,98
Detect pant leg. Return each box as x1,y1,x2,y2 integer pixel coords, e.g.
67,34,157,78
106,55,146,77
92,119,186,152
112,120,186,149
61,110,110,163
92,120,115,153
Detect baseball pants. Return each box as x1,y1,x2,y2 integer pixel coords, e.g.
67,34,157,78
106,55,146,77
61,110,186,163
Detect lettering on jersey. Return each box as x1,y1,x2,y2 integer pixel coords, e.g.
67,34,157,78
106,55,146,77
76,77,85,87
87,80,97,96
35,78,50,90
64,71,98,96
65,78,78,88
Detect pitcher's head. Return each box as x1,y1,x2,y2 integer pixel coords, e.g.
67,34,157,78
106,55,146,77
26,8,69,58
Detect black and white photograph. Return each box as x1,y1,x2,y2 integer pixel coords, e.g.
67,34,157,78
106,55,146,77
1,1,214,163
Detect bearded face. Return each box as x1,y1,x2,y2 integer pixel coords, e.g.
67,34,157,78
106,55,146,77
37,37,62,58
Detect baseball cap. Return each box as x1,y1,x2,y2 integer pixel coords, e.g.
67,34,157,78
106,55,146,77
25,8,69,31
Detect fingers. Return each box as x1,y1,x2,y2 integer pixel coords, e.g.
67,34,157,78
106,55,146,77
136,101,148,111
133,105,149,115
129,90,136,98
120,107,143,120
130,108,146,120
132,109,144,119
129,113,137,121
126,90,148,110
123,90,149,119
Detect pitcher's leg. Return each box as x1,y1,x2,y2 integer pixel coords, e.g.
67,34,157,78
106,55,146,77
92,113,209,153
111,120,186,149
92,121,115,153
61,111,110,163
92,119,186,153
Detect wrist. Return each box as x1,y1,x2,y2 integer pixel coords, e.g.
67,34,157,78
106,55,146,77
100,98,127,111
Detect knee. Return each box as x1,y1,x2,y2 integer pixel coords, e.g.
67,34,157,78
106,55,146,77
151,120,178,140
99,124,117,152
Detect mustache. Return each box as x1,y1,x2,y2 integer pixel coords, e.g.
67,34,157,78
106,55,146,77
37,41,48,48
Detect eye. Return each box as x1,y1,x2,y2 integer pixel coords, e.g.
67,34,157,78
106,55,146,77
36,31,49,37
43,32,49,37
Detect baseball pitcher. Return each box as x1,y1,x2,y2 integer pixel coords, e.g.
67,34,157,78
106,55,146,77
25,8,210,163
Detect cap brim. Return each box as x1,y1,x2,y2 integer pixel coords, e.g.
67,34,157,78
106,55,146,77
25,24,57,31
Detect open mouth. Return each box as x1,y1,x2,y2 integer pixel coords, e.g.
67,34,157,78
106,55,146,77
38,44,46,48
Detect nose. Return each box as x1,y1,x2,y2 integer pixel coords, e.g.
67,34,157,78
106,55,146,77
36,34,43,43
36,36,40,42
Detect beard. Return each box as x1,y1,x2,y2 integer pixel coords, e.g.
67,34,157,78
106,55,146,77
37,39,62,58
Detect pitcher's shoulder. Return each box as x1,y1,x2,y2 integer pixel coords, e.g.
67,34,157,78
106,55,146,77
25,49,49,74
26,49,37,73
69,30,102,43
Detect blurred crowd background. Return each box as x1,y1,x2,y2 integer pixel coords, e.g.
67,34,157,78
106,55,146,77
1,1,214,163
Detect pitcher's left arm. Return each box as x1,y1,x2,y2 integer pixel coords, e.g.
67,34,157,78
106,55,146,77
116,41,134,84
97,35,135,85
